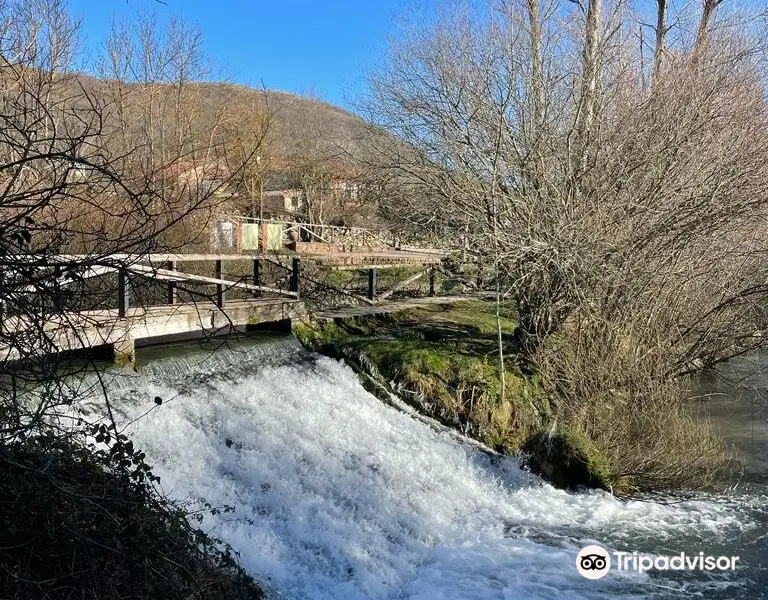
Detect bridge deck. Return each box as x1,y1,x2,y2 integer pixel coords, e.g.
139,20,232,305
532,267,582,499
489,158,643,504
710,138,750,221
53,249,442,267
1,298,305,363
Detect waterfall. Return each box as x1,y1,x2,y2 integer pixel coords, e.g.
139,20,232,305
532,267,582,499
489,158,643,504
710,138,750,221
89,335,763,600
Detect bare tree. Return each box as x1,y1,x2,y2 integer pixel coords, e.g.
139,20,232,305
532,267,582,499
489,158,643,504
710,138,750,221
220,89,271,218
95,12,269,251
575,0,603,165
364,0,768,489
653,0,668,77
695,0,728,51
0,2,258,440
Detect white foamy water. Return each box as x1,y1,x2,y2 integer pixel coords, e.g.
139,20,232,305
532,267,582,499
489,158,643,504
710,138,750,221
88,338,762,600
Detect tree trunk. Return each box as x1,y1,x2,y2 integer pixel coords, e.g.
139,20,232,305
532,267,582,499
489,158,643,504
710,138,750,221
653,0,667,79
695,0,723,52
578,0,603,153
526,0,545,190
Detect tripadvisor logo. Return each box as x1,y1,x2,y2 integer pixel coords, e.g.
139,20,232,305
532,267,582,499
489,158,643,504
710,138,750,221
576,545,740,579
576,545,611,579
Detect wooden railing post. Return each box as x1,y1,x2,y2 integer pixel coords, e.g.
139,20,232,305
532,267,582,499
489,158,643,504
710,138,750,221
118,270,130,317
166,261,177,304
291,257,301,300
252,258,262,298
367,268,377,301
52,265,62,310
428,267,436,297
215,259,224,308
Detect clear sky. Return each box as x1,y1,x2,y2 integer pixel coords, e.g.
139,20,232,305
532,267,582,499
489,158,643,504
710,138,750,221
68,0,412,110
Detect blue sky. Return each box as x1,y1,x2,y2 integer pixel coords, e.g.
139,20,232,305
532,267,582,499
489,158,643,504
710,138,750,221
68,0,412,109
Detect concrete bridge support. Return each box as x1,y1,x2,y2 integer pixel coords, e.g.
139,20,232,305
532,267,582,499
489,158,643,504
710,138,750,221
112,337,135,364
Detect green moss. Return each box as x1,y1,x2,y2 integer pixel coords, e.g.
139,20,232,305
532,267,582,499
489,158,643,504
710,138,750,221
522,426,624,493
291,321,322,348
362,339,450,375
376,265,427,288
560,427,616,487
365,337,546,452
433,300,518,336
291,320,349,350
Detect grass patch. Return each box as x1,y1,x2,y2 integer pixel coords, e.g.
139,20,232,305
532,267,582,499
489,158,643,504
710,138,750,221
312,266,429,295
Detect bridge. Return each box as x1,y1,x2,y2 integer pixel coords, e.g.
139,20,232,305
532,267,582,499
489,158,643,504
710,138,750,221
0,237,461,363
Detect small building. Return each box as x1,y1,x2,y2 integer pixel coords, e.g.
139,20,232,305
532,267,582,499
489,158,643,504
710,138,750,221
262,189,304,215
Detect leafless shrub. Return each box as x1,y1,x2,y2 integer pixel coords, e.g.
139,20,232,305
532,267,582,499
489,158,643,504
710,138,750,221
536,312,730,490
0,2,268,439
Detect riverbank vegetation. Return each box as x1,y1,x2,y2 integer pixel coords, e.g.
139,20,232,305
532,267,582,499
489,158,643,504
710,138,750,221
359,0,765,491
296,300,625,491
298,299,729,492
0,431,264,599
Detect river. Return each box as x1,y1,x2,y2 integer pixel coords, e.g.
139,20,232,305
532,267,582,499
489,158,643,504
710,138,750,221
79,334,768,599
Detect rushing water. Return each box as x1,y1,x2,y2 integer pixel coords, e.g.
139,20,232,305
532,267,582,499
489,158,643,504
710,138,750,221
79,335,768,599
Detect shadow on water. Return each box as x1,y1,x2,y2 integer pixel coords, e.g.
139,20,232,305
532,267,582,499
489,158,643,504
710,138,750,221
691,348,768,487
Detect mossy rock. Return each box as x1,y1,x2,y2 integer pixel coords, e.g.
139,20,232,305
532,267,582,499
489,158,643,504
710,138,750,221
522,429,613,491
292,319,349,352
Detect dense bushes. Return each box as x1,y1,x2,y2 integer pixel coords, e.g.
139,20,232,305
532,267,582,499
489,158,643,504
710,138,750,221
0,430,265,600
535,315,730,492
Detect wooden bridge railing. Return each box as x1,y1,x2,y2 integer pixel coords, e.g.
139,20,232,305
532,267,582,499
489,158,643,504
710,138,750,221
0,251,478,363
39,254,302,318
3,249,462,338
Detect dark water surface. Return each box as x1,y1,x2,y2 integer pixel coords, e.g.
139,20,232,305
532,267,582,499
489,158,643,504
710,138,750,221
693,350,768,485
685,351,768,598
